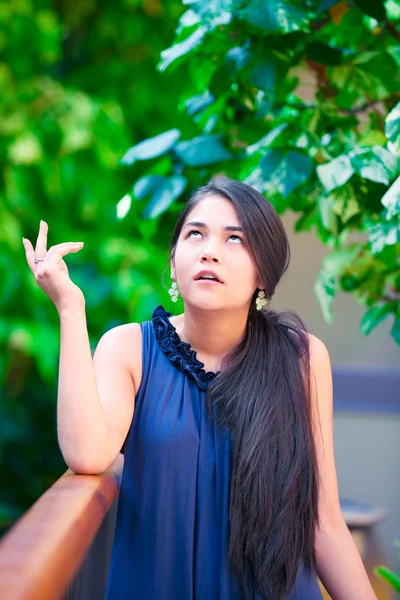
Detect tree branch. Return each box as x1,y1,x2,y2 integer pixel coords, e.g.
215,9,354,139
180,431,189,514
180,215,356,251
382,292,400,302
340,99,383,115
384,18,400,42
275,100,383,115
310,16,331,33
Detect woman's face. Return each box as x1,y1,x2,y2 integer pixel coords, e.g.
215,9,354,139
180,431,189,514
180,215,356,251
172,194,262,311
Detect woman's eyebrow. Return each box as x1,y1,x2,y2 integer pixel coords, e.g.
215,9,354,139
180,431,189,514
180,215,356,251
184,220,243,232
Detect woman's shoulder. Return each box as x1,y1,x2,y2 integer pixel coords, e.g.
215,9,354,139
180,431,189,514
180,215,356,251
105,321,142,345
101,321,143,392
271,308,327,356
307,332,330,366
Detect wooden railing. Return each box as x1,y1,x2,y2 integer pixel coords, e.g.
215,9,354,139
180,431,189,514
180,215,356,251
0,454,392,600
0,455,123,600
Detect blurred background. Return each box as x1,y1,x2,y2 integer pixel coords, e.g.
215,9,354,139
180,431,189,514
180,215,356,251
1,0,399,597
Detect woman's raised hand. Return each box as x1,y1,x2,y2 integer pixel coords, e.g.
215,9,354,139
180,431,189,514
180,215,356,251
22,220,85,313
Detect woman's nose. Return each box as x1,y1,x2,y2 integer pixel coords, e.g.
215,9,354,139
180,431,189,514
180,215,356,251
201,252,219,263
200,236,221,262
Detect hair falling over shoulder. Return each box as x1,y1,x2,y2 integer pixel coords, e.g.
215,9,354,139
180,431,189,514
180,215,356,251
206,306,319,600
168,176,320,600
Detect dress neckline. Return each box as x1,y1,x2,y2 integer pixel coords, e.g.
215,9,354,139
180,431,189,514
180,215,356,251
151,305,220,391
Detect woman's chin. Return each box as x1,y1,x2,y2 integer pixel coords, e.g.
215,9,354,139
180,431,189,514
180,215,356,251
185,297,226,311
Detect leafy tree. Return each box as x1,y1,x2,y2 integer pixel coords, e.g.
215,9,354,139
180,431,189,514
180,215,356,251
120,0,400,344
0,0,189,524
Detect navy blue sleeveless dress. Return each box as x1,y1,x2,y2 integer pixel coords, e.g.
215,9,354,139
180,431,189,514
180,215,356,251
105,305,323,600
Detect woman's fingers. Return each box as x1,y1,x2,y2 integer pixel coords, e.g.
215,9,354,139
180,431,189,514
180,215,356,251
23,238,84,274
22,237,36,272
42,242,84,267
22,224,85,309
34,220,48,261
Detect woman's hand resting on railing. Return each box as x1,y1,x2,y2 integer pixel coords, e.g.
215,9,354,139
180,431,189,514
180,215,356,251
22,219,85,313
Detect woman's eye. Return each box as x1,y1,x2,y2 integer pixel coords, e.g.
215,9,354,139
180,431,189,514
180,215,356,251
229,235,242,243
187,230,243,243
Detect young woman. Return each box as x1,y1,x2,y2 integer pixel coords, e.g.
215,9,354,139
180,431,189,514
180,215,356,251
23,176,377,599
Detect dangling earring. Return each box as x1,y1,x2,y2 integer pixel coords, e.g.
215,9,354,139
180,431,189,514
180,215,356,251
256,289,267,310
168,281,179,303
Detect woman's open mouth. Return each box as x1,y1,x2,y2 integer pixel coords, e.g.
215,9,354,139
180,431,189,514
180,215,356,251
195,279,222,284
194,270,224,284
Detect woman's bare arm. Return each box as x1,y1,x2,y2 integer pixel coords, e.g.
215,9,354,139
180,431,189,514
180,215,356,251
57,302,138,474
22,221,138,475
309,334,377,599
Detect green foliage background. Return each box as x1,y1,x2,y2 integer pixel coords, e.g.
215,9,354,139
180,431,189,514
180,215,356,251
1,0,400,526
121,0,400,341
1,0,191,525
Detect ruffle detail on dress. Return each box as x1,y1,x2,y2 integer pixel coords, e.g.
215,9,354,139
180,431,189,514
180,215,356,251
152,305,220,391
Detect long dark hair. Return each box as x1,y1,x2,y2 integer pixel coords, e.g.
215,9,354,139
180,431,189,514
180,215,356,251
168,176,320,600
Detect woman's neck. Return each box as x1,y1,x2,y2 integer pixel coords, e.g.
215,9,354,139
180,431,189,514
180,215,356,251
170,304,249,372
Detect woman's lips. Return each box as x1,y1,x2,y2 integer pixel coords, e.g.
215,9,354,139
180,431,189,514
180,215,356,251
195,279,222,284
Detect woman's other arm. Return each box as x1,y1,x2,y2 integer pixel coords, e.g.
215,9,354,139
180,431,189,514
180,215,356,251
308,334,377,600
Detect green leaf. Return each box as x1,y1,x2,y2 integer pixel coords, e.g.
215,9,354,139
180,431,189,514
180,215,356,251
353,0,386,21
176,9,201,33
358,129,387,147
369,221,400,254
8,133,43,165
306,41,342,66
311,0,338,11
188,57,220,93
330,184,361,223
254,90,275,118
314,245,365,323
316,156,354,193
391,304,400,345
133,175,165,200
314,267,336,323
332,50,398,110
158,26,208,72
143,175,187,220
120,129,181,165
174,134,233,166
246,124,288,156
385,101,400,152
318,195,339,235
239,0,310,34
248,58,276,91
182,0,235,27
386,0,400,20
354,51,399,97
184,91,214,116
323,245,363,277
294,206,319,232
381,176,400,218
260,149,313,198
360,302,397,335
226,45,251,71
350,147,398,186
209,62,234,98
116,193,132,220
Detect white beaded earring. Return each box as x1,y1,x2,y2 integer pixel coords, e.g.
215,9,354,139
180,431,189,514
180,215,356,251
256,289,267,310
168,281,179,303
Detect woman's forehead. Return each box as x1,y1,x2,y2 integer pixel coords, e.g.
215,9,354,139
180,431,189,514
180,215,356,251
184,194,240,226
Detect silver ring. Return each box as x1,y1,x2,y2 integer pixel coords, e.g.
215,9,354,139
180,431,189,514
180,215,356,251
34,258,45,263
